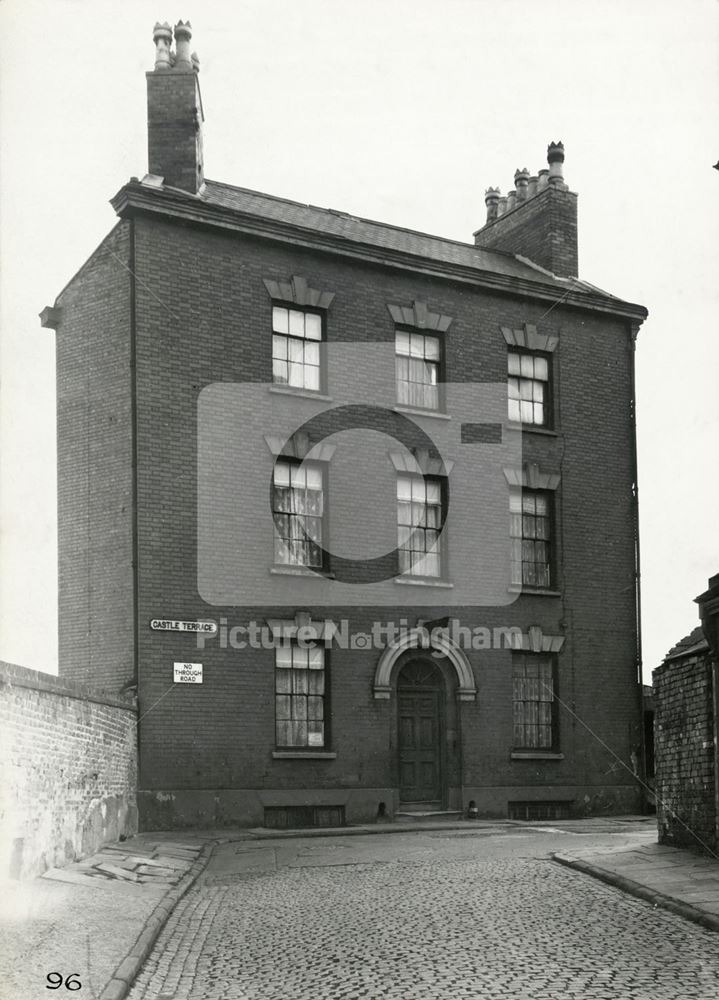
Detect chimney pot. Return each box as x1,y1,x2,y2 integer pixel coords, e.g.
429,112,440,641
527,175,538,198
497,196,508,217
547,140,565,164
506,190,517,213
537,168,549,191
191,51,200,73
174,20,193,67
514,167,530,202
152,21,173,70
547,140,565,187
484,186,501,223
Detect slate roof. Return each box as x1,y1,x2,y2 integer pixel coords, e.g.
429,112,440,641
108,175,648,319
200,179,609,296
663,625,710,663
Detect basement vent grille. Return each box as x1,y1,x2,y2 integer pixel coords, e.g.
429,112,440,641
508,800,572,821
264,805,345,830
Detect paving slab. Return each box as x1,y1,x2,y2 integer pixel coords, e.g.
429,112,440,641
41,866,112,889
131,855,177,869
95,862,141,882
136,865,175,877
150,855,192,870
101,845,158,857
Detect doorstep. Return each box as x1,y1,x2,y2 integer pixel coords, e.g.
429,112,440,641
396,810,465,820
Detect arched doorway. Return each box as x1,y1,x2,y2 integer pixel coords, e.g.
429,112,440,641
397,659,444,807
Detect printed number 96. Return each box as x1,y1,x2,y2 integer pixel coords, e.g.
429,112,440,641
46,973,81,990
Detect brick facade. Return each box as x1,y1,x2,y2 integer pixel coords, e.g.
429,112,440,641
0,662,137,879
47,24,648,830
52,213,646,828
54,221,135,691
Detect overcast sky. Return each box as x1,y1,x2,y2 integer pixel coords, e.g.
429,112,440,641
0,0,717,681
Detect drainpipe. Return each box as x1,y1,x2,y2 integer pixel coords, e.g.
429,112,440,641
628,323,646,805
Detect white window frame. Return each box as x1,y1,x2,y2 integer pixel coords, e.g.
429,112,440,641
272,306,323,392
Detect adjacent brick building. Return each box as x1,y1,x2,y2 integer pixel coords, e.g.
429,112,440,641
42,23,648,829
653,576,719,855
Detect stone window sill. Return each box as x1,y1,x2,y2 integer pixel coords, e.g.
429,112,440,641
269,385,333,402
393,405,451,421
507,586,562,598
511,751,564,760
272,751,337,760
394,577,454,588
506,422,559,437
270,566,336,580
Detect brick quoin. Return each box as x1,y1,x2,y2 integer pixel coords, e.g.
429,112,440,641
44,22,648,830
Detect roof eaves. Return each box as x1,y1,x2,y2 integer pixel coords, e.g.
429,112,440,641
110,181,648,322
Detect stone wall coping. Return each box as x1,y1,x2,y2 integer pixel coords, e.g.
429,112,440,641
653,650,715,679
0,660,136,712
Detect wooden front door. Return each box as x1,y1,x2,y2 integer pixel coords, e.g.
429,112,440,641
398,661,443,804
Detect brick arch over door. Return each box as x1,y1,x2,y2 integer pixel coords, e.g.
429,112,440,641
373,629,476,702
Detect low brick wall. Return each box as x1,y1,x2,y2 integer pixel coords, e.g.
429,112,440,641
0,661,138,879
653,652,717,854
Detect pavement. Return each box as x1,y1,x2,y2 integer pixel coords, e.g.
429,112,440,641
0,834,210,1000
553,837,719,932
2,816,718,1000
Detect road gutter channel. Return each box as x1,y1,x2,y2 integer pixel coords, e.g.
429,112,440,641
242,819,532,839
551,852,719,934
98,842,216,1000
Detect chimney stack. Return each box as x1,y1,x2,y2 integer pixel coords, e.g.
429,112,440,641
473,141,578,278
146,21,204,194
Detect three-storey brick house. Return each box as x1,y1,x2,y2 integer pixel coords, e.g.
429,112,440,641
42,23,648,829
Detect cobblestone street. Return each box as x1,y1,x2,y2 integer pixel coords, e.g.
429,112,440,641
127,825,719,999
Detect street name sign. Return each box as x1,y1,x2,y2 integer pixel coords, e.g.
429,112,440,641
151,618,217,635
